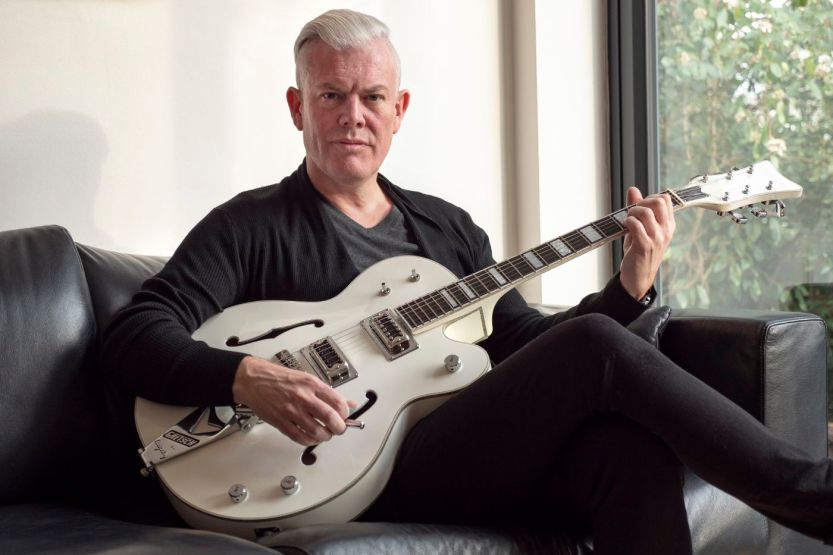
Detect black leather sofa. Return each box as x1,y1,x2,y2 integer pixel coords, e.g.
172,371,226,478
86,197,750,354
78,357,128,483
1,224,831,554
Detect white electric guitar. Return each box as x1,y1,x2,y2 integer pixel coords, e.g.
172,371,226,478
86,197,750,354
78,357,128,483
134,161,802,544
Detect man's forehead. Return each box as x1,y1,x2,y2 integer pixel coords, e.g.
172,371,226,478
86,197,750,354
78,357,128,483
302,40,397,86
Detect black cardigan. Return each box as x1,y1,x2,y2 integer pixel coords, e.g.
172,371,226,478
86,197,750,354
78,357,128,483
102,162,647,406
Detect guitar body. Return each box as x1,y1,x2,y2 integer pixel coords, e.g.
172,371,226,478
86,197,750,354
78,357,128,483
134,160,803,543
134,256,493,541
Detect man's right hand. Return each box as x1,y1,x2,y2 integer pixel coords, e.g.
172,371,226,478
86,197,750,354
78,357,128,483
232,355,354,446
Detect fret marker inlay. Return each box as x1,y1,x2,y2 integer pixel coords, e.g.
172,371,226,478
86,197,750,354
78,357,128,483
440,289,458,308
458,282,477,299
523,252,544,269
580,226,603,243
550,239,572,257
488,268,507,285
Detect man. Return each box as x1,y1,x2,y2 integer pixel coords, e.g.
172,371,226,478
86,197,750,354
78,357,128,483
103,9,833,554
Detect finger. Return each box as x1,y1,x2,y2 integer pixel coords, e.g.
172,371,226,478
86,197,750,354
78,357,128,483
626,186,644,206
636,195,675,242
308,395,348,435
623,214,651,250
315,385,351,419
634,196,669,225
294,411,334,443
626,205,660,240
274,419,319,446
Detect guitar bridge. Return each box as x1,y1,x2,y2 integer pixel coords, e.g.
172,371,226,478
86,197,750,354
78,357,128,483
300,337,357,387
361,308,418,360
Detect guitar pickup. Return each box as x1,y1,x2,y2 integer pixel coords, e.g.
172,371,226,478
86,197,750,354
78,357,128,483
361,309,418,360
300,337,357,387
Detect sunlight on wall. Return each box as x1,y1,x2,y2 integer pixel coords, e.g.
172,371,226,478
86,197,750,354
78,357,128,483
0,0,504,258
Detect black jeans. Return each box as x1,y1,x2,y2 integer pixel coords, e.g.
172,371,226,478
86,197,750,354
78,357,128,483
362,313,833,554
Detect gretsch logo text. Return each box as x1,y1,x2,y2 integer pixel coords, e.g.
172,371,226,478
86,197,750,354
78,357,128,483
164,430,200,448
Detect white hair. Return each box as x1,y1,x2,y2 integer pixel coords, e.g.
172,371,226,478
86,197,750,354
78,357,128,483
293,9,401,87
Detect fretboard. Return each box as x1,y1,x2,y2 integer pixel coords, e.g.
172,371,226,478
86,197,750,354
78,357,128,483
395,186,704,330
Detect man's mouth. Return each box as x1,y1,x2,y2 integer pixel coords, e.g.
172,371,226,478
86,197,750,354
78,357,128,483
336,140,369,146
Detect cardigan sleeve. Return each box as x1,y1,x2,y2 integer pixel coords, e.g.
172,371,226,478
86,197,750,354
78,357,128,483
101,208,250,406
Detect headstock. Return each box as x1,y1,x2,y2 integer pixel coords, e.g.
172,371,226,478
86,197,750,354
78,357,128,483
668,161,803,223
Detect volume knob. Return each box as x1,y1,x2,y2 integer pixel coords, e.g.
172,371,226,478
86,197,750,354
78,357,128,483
281,475,300,496
228,483,248,503
444,354,462,373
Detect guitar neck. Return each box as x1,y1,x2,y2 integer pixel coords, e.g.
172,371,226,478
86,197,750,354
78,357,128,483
396,186,704,332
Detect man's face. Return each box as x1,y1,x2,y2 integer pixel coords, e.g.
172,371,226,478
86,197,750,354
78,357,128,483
287,38,409,191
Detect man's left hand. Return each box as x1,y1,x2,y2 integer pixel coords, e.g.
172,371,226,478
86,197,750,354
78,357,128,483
619,187,676,301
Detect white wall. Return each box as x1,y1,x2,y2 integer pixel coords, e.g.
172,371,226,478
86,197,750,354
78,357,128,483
535,1,611,306
0,0,608,307
0,0,505,257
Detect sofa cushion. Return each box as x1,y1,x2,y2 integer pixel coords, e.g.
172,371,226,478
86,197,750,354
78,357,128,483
270,521,591,555
0,503,274,554
76,243,166,332
0,225,104,506
76,243,175,521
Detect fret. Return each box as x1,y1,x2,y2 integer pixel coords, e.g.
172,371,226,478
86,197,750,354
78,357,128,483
399,306,417,328
596,215,624,237
477,270,502,292
464,275,489,297
497,260,523,281
399,302,419,326
510,254,536,276
533,244,560,265
423,296,444,319
411,300,432,324
613,209,628,225
563,232,590,252
430,292,454,314
439,288,459,308
447,283,472,305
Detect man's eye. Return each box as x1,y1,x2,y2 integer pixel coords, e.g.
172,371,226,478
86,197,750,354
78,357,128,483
366,94,382,102
322,92,339,100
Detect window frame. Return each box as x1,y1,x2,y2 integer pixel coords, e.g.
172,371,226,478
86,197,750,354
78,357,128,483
607,0,662,298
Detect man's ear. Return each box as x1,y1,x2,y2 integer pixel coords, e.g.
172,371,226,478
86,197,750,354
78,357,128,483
392,89,410,134
286,87,303,131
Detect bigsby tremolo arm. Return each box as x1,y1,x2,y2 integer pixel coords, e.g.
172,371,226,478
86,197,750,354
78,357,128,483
139,405,260,477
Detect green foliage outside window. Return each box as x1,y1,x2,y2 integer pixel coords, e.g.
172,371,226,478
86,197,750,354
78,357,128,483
656,0,833,417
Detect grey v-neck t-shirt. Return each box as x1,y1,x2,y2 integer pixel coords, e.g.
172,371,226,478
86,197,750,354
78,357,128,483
321,199,421,272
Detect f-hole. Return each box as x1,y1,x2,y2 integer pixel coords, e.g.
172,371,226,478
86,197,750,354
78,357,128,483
301,390,378,466
225,319,324,347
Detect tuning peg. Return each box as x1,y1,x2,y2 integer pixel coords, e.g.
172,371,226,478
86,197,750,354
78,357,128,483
749,206,768,219
728,210,748,224
762,200,785,217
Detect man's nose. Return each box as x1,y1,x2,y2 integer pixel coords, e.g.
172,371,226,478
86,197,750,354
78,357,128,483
338,95,365,128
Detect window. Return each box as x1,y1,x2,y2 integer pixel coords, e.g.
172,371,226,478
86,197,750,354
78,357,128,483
654,0,833,419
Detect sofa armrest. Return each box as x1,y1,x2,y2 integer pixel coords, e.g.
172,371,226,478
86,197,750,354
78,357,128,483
660,308,828,459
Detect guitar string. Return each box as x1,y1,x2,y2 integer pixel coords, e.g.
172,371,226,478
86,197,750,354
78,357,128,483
284,184,753,358
326,186,709,332
400,210,632,329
